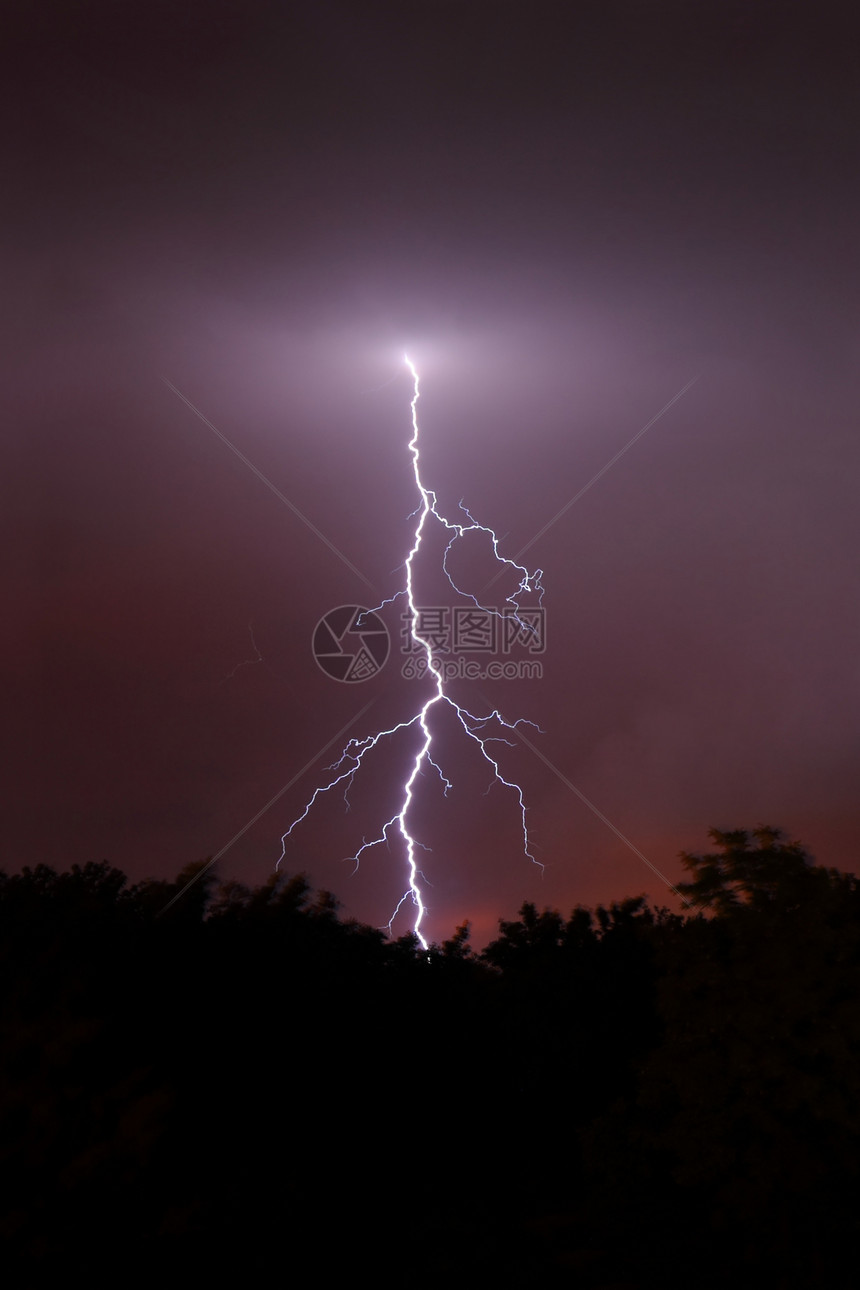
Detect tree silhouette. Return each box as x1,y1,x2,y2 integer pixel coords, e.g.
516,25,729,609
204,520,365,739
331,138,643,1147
581,828,860,1283
674,824,851,915
3,833,860,1285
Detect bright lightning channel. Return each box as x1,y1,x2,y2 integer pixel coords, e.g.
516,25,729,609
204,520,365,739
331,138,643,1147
278,356,544,949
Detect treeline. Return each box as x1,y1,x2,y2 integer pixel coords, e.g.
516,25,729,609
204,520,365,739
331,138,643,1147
2,828,859,1286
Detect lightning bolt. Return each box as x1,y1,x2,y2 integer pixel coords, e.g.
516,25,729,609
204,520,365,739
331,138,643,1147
278,356,544,949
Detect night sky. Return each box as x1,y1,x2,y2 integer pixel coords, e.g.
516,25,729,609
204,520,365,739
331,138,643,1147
6,0,859,946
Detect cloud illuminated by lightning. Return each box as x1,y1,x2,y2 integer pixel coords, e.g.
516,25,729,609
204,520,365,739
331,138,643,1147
278,356,544,948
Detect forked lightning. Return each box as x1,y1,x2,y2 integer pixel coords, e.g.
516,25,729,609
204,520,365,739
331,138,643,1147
278,356,544,948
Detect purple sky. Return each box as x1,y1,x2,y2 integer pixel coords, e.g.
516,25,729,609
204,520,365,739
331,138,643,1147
5,1,859,944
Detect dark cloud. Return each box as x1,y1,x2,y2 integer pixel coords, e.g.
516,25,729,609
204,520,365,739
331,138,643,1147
5,0,858,941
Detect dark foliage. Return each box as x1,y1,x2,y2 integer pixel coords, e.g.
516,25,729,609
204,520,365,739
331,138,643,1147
2,830,859,1286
